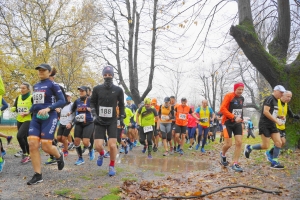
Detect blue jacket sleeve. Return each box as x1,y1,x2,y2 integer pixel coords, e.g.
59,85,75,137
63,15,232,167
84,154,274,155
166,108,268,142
1,98,8,111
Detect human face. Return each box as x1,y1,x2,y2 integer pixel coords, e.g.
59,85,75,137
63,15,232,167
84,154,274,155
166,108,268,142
126,100,131,105
78,89,87,97
273,90,284,99
103,74,113,78
164,101,170,107
170,98,176,105
181,100,187,106
202,100,208,108
20,83,30,95
282,92,292,103
38,68,51,80
234,87,244,97
144,102,151,109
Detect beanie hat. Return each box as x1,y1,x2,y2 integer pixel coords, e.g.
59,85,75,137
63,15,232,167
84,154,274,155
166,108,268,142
234,82,244,91
102,66,114,77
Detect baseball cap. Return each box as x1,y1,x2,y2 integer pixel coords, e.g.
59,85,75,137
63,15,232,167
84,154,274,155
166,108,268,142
164,97,170,102
151,98,157,104
102,65,114,77
77,86,88,92
35,63,52,71
274,85,286,92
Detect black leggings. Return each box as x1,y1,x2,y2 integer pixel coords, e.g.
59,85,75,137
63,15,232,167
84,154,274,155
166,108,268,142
139,126,153,146
17,121,30,155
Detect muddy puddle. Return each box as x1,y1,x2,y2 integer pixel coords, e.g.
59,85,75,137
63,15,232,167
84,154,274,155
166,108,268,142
117,154,211,172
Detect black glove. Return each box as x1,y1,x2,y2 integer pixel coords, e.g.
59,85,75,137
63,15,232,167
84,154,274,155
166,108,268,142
119,115,125,128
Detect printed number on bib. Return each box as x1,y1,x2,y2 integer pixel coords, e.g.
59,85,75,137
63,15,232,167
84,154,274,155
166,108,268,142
99,106,113,118
143,126,153,133
75,114,85,122
278,117,286,125
200,117,208,123
33,92,45,104
161,115,169,121
232,109,242,118
60,114,68,121
17,107,28,113
179,113,186,120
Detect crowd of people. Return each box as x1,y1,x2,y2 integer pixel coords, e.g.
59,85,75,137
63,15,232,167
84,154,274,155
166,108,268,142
0,64,298,185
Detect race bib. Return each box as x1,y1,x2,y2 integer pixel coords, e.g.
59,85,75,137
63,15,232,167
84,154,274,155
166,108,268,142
60,114,68,121
33,92,45,104
17,107,28,113
161,115,169,121
75,114,85,122
200,117,208,123
272,109,278,118
179,113,186,120
143,125,153,133
99,106,113,118
278,117,286,125
232,109,242,118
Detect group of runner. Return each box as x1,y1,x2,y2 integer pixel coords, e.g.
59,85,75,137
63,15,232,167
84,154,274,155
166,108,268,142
0,65,298,185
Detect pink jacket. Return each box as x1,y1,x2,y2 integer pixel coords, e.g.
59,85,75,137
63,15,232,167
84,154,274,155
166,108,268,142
187,114,197,128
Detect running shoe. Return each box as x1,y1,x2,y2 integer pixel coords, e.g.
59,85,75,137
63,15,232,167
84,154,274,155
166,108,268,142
97,155,104,166
45,157,57,165
142,146,147,153
57,152,65,170
68,143,75,150
14,150,23,157
125,145,129,154
108,166,116,176
232,163,243,172
163,151,169,156
1,151,6,157
6,136,13,145
153,146,158,152
179,149,184,155
270,161,284,169
119,147,125,153
188,146,193,150
265,150,272,162
186,139,190,144
74,157,85,165
89,149,95,161
133,140,137,147
201,148,206,153
21,156,30,164
27,173,43,185
63,150,68,157
136,141,141,146
104,151,110,158
0,160,5,173
195,144,200,150
176,145,180,153
244,144,252,159
148,153,152,159
170,147,174,155
220,152,229,167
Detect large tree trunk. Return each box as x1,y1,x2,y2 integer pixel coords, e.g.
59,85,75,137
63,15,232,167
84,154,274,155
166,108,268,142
230,0,300,148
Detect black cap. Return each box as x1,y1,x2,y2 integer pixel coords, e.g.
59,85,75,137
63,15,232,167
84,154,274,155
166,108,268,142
181,97,187,101
35,63,52,71
102,65,114,77
164,97,170,102
77,86,88,92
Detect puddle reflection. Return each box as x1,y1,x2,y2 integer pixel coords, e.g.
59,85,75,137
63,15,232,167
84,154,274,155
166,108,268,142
119,154,210,172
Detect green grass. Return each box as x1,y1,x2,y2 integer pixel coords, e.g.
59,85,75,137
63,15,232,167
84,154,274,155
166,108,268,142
115,166,124,173
103,183,110,188
100,194,120,200
109,187,121,195
121,177,138,181
80,175,92,180
154,172,165,177
54,188,72,196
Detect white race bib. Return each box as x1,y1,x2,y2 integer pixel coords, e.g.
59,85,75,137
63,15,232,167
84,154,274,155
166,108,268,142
161,115,169,121
278,117,286,125
179,113,186,120
99,106,113,118
75,114,85,122
143,125,153,133
272,110,278,118
33,92,45,104
17,107,28,113
232,109,242,118
60,114,68,121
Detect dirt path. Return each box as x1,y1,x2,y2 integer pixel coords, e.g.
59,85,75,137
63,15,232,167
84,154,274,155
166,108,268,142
0,141,300,200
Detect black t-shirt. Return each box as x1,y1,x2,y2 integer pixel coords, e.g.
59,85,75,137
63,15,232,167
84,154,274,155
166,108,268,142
90,84,124,125
259,95,278,126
